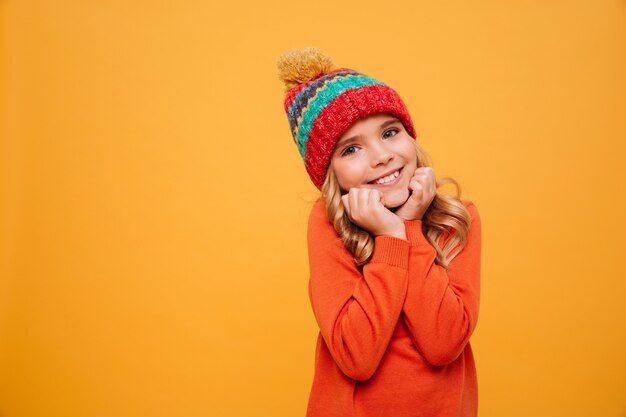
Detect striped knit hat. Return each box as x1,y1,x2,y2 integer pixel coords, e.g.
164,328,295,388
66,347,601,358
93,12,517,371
277,47,416,189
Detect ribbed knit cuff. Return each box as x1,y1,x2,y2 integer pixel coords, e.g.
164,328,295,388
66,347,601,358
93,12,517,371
404,219,428,246
369,236,410,269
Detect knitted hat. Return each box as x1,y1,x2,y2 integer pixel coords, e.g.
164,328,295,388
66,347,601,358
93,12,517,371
277,47,416,189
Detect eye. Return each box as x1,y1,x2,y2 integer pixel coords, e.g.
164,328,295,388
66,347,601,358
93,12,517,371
383,128,399,139
341,145,358,156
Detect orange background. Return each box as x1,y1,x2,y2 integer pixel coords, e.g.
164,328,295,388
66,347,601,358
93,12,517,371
1,1,625,416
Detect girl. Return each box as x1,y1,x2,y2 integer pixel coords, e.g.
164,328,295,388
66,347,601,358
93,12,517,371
277,47,482,417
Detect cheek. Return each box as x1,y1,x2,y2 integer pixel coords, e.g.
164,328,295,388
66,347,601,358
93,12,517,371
403,142,418,159
394,144,415,167
404,162,418,179
332,161,364,189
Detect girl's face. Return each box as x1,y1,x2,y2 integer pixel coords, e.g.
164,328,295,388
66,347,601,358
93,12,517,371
330,112,418,209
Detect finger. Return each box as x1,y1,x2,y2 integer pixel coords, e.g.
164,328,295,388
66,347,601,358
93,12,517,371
348,188,359,217
416,167,434,178
358,188,369,212
428,174,436,193
369,188,382,208
341,193,351,214
430,171,437,192
412,182,424,200
423,173,436,194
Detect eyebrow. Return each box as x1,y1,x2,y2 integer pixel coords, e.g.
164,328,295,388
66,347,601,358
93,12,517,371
335,118,403,149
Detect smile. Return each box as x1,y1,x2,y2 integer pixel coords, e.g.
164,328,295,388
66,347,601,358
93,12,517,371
369,168,402,185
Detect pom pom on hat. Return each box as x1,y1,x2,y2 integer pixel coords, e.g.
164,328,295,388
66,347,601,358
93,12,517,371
277,47,335,93
277,47,416,189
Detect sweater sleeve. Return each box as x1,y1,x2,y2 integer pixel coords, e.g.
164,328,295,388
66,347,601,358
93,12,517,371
307,200,411,381
401,201,482,367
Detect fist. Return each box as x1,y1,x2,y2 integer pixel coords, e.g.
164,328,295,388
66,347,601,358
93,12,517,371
394,167,437,221
341,188,406,239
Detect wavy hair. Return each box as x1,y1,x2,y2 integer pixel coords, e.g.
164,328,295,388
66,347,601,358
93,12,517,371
320,140,472,269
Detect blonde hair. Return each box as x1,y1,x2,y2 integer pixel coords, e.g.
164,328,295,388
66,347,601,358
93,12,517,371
320,141,471,269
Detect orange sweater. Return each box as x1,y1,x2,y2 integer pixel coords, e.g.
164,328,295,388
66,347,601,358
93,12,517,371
305,199,481,417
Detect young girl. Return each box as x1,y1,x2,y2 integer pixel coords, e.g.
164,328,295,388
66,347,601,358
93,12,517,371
277,47,482,417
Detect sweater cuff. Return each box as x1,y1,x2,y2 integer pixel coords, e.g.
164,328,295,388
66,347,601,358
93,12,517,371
370,236,410,269
404,219,429,246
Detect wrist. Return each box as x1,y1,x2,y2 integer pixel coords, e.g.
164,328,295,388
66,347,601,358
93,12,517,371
397,210,423,221
375,224,407,240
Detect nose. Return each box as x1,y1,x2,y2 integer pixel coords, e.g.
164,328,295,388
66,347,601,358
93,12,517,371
370,143,394,167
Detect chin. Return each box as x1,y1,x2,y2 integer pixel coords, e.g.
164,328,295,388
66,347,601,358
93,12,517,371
383,189,411,209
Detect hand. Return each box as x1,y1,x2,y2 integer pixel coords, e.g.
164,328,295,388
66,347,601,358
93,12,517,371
341,188,406,240
394,167,437,221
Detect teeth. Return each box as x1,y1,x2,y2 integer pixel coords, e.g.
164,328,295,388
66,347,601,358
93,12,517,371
373,170,400,184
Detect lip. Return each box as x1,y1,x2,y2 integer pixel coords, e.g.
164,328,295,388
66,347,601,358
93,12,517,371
368,167,403,186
